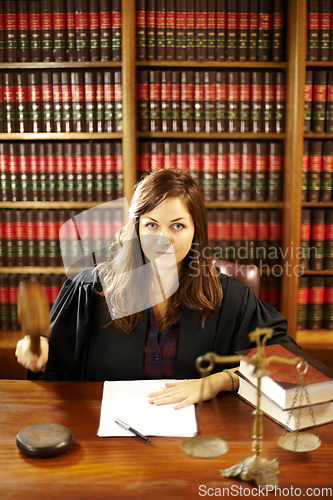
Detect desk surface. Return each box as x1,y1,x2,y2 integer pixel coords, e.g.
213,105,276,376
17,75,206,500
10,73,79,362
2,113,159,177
0,380,332,499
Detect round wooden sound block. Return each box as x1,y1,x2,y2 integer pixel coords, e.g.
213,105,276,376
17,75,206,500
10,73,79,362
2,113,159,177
16,423,73,458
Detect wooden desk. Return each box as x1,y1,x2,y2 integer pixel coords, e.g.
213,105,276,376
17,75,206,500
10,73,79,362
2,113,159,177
1,380,332,499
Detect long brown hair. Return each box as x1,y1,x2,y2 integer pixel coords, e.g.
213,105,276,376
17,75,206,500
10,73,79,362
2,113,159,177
97,170,222,332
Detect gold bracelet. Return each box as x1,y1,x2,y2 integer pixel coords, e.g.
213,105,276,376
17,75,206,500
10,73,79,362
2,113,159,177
223,369,237,392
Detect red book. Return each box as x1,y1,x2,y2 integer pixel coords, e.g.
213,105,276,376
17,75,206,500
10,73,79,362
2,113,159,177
137,70,149,132
114,70,122,132
175,142,189,171
71,70,85,133
272,0,285,62
307,140,322,202
149,70,162,132
163,141,176,170
242,210,257,264
41,0,53,62
194,0,207,61
204,71,217,133
249,0,259,61
194,70,205,133
17,0,30,62
304,70,313,133
136,0,146,61
61,70,72,133
230,210,242,261
275,70,285,133
175,0,186,61
257,209,269,265
268,209,282,266
253,141,268,201
188,142,201,185
54,142,65,202
228,142,241,201
216,71,227,132
307,0,320,61
263,71,275,133
0,73,3,133
84,70,96,132
41,71,53,132
151,141,164,172
216,142,228,201
227,71,240,132
312,70,327,133
113,141,123,199
257,0,272,61
186,0,195,61
240,141,254,201
52,71,62,133
27,71,42,134
4,72,18,133
308,276,324,330
89,0,100,61
111,0,121,62
161,70,172,132
92,142,103,201
207,0,216,61
155,0,166,61
29,0,42,62
75,0,90,62
324,276,333,329
95,70,104,133
326,71,333,133
319,0,331,62
65,0,76,61
4,0,18,62
320,140,333,202
216,0,226,61
171,70,181,132
202,142,217,202
324,209,333,270
0,275,10,330
297,276,309,330
180,70,194,133
238,0,250,62
100,0,112,61
16,71,29,133
0,4,3,63
240,71,251,132
73,143,84,201
267,141,283,202
146,0,156,60
251,71,264,132
310,209,325,271
138,141,151,178
226,0,237,61
82,142,94,201
165,0,175,60
45,142,56,202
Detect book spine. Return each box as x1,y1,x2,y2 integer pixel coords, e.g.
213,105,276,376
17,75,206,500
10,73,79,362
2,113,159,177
307,276,324,330
310,208,325,270
149,69,162,132
111,0,122,63
53,0,67,62
146,0,155,61
267,141,283,201
304,69,313,132
216,70,227,132
137,70,149,132
319,0,331,62
92,142,103,201
308,140,322,202
0,275,10,330
307,0,320,61
312,70,327,132
228,142,241,201
0,3,3,64
300,208,311,271
84,70,96,132
151,141,164,171
216,141,228,201
95,70,104,133
138,141,150,178
302,139,309,202
257,209,269,265
65,0,75,61
114,70,122,132
194,0,207,61
240,141,254,201
71,70,85,133
226,0,237,61
29,0,42,62
61,70,72,132
323,276,333,329
227,71,240,132
251,71,264,132
204,70,217,133
254,141,268,201
194,70,205,133
240,71,251,133
75,0,90,62
17,71,29,133
188,141,201,185
4,0,17,62
238,0,250,62
324,209,333,270
257,0,272,61
4,72,17,133
320,140,333,202
102,141,112,199
180,70,194,132
63,142,74,201
263,71,275,133
41,71,54,132
113,141,123,198
27,71,42,134
272,0,285,62
216,0,226,61
54,142,65,202
297,276,309,330
275,70,285,133
186,0,195,61
175,0,186,61
242,209,257,263
165,0,175,60
176,141,189,171
17,0,30,62
41,0,53,62
161,70,172,133
100,0,112,61
89,0,100,61
52,71,62,133
156,0,166,61
268,209,282,266
136,0,146,61
37,142,48,202
202,142,217,201
249,0,258,61
207,0,216,61
171,70,181,132
326,71,333,132
230,210,243,261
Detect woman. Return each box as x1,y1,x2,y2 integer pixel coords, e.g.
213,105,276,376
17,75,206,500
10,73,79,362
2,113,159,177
16,169,296,408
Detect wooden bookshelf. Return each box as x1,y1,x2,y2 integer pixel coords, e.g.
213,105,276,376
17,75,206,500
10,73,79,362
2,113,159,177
1,0,333,378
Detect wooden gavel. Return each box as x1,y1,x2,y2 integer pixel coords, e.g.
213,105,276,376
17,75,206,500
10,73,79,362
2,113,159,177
17,278,50,355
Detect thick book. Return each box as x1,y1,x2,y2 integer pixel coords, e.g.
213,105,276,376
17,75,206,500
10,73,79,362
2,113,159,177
237,342,333,409
238,374,333,431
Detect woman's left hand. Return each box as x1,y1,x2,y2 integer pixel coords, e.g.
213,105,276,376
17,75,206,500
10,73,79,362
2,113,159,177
147,372,234,409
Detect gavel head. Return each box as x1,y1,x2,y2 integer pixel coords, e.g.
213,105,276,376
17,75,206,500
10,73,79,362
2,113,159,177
17,278,50,354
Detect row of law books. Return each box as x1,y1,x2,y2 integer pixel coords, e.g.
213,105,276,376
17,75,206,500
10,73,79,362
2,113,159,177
0,206,124,268
0,69,122,134
258,275,280,311
298,276,333,331
136,0,286,62
138,140,283,202
0,141,123,202
307,0,333,62
207,209,282,267
0,272,280,332
304,70,333,134
237,342,333,431
302,140,333,203
0,0,121,63
0,273,67,331
300,209,333,272
137,69,285,134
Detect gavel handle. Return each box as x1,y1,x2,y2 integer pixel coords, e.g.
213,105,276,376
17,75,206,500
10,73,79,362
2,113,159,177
30,336,41,356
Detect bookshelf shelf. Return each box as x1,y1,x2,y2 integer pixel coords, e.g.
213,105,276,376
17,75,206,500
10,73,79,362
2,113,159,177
296,330,333,349
305,62,333,67
205,201,284,209
304,133,333,139
0,267,65,275
137,132,286,140
136,61,288,69
0,133,123,141
0,201,107,209
0,62,122,69
302,202,333,208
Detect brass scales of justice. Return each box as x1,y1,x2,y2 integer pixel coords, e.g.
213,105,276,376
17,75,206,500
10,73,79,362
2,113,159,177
181,327,321,489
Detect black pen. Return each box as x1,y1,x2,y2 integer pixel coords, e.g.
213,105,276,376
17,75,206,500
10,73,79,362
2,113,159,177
115,419,152,444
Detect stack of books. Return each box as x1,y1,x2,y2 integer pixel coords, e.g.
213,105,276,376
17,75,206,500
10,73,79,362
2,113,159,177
236,342,333,431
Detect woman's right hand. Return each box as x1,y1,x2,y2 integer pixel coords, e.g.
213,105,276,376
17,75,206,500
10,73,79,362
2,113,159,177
15,336,49,373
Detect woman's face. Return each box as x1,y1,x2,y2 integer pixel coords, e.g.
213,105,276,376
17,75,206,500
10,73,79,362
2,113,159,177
139,197,195,270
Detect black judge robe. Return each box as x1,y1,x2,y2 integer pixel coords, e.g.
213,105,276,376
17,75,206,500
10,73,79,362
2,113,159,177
41,268,297,381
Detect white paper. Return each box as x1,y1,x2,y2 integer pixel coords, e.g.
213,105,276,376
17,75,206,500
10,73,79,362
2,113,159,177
97,379,198,437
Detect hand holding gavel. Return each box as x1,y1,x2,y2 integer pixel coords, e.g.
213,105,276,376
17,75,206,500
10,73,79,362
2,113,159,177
15,278,50,372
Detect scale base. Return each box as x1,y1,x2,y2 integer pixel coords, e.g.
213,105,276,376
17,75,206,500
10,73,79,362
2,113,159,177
16,423,73,458
221,455,279,489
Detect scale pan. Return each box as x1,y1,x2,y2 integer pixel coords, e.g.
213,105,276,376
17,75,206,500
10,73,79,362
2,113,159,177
278,432,321,452
181,435,228,458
